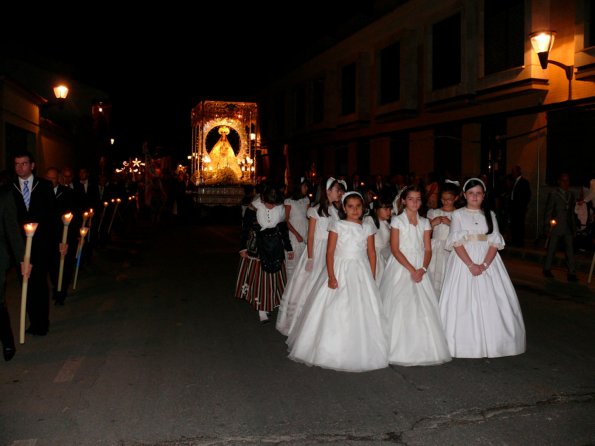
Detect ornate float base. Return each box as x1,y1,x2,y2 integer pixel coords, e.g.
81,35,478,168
188,185,246,207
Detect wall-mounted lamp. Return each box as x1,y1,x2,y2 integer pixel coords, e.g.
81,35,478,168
53,84,69,100
250,132,256,141
529,31,574,81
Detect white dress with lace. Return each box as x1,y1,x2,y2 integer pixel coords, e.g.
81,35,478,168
439,208,526,358
275,205,339,336
426,208,454,295
284,197,310,281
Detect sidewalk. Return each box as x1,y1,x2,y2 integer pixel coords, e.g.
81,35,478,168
500,240,595,298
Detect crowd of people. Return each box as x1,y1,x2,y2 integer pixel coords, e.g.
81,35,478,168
234,169,594,372
0,151,150,362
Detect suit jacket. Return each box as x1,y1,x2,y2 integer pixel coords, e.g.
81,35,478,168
0,188,25,270
544,187,577,236
510,176,531,211
52,185,79,245
11,176,58,266
74,181,101,214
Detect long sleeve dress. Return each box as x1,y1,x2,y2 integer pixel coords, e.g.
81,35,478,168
379,212,452,366
275,205,338,336
287,219,388,372
439,208,526,358
283,196,310,282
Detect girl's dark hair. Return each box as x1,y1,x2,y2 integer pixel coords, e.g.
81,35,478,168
261,183,283,205
289,178,312,200
316,176,338,217
438,181,461,207
370,193,393,228
396,185,423,215
462,178,493,234
338,192,365,221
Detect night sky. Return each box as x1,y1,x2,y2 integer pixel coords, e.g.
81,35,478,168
2,3,388,161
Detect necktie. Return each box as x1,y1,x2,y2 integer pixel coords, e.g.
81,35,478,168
23,180,30,210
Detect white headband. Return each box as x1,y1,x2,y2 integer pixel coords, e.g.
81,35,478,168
463,177,486,192
341,191,363,205
445,179,460,186
326,177,347,190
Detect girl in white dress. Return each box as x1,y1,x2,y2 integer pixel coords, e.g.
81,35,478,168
284,179,312,282
379,186,452,366
367,194,393,286
439,178,526,358
427,181,459,295
287,192,388,372
275,177,344,336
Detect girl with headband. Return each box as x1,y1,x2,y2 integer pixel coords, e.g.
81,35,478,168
379,185,451,366
288,191,388,372
439,177,526,358
276,176,344,336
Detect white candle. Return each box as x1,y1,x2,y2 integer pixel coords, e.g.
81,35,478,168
97,201,109,233
20,222,38,344
72,227,89,290
57,213,73,292
107,198,121,234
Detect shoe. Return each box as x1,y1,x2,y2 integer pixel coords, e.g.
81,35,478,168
567,274,578,282
3,347,15,361
543,270,554,278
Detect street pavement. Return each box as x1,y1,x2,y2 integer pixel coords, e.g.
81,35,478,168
1,213,594,446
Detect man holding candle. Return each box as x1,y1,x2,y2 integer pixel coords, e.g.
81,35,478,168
11,151,58,336
543,172,578,282
0,188,29,360
46,167,77,305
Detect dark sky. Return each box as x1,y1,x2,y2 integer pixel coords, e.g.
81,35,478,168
2,3,392,160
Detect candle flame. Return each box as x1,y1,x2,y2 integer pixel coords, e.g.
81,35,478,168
80,227,89,236
62,213,73,224
116,198,121,203
550,219,557,226
104,201,109,207
89,209,94,215
24,222,38,236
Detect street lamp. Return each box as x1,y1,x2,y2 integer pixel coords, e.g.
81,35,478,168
529,31,574,81
53,84,69,100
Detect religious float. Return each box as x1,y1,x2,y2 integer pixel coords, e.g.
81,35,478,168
189,100,259,206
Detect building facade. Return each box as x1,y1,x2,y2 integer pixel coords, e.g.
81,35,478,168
259,0,595,240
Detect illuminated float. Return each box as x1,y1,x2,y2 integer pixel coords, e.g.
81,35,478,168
189,100,259,205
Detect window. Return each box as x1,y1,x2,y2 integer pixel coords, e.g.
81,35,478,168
5,123,36,166
312,77,325,124
434,125,461,179
379,41,401,105
484,0,524,75
341,62,357,115
390,132,409,175
432,13,461,90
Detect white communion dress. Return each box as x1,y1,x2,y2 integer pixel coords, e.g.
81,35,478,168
426,208,454,295
275,205,338,336
379,212,452,366
287,219,388,372
366,216,391,286
284,196,310,282
439,208,526,358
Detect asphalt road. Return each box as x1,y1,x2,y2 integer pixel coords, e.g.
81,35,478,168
1,216,594,446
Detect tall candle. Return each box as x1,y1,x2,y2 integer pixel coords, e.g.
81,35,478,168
107,198,121,234
97,201,109,233
20,223,38,344
72,227,89,290
57,213,73,292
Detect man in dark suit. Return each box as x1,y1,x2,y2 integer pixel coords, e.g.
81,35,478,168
11,151,58,335
0,188,27,360
509,165,531,247
543,172,578,282
46,167,77,305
